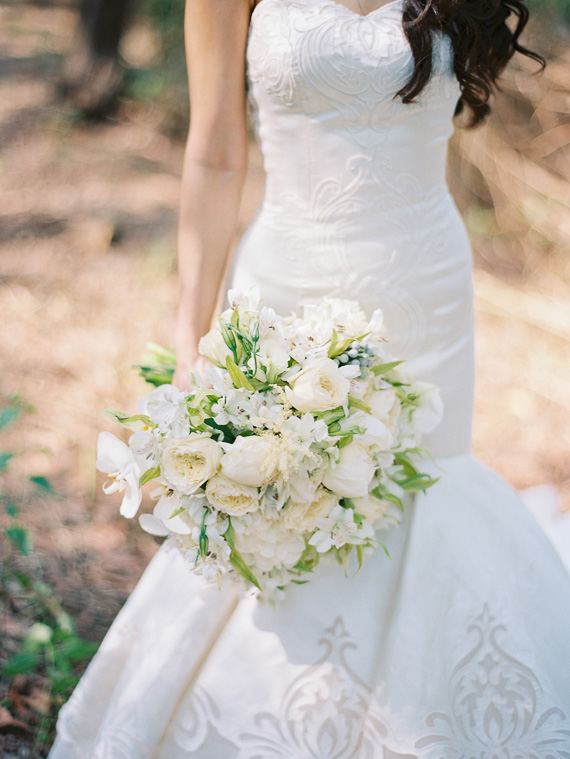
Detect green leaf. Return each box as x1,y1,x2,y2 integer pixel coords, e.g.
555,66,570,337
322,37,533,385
104,410,156,430
396,474,440,492
145,342,176,367
371,485,403,512
139,466,161,487
337,433,353,449
319,407,346,425
5,525,33,555
225,356,254,391
348,396,372,413
29,475,56,495
55,637,98,663
329,337,354,359
135,365,175,387
229,548,261,590
371,360,404,376
2,651,42,676
327,328,339,358
0,451,14,473
0,404,21,430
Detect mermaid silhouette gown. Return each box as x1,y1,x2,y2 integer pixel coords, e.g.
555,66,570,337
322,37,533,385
49,0,570,756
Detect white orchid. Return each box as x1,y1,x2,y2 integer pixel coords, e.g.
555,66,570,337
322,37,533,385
96,432,142,518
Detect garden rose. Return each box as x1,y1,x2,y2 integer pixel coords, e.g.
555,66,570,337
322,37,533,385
285,358,350,413
205,473,259,517
283,486,338,532
162,434,223,493
220,434,279,487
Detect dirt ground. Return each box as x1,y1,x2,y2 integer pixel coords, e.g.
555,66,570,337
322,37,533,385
0,1,569,754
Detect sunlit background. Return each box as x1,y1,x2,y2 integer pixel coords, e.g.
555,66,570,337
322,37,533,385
0,0,569,753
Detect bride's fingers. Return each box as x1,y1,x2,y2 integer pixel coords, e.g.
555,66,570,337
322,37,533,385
172,355,213,390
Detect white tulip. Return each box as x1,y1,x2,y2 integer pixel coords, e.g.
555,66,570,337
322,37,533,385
198,329,232,368
322,441,375,498
285,358,350,413
162,434,223,494
96,431,142,518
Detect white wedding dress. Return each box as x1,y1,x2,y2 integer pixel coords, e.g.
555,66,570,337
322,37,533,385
49,0,570,756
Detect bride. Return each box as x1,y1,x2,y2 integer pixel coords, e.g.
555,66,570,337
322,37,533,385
49,0,570,756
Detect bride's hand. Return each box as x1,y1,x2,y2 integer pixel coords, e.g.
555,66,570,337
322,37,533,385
172,350,212,391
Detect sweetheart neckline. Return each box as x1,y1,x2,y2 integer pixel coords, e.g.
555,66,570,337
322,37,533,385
251,0,404,23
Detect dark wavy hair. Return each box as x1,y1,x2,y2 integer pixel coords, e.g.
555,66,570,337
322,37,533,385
396,0,545,127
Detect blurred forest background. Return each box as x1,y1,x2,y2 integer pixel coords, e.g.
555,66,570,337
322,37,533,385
0,0,569,754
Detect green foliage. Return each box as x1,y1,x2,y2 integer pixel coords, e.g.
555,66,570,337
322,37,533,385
0,396,96,749
527,0,570,24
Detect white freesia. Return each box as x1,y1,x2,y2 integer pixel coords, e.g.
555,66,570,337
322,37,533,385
144,384,189,437
205,473,259,517
283,486,338,532
309,504,375,553
198,328,232,368
285,358,350,413
162,434,223,493
221,434,280,487
96,432,142,518
227,286,261,314
322,441,375,498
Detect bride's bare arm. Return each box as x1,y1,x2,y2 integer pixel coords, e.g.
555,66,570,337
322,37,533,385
174,0,252,386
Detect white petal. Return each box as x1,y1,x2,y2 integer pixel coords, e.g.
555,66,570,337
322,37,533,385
139,513,171,536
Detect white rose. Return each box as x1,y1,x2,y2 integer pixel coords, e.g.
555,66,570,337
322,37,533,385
283,486,338,532
205,473,259,517
220,434,279,487
285,358,350,413
367,387,401,432
351,493,390,526
162,435,223,493
198,329,232,368
322,441,375,498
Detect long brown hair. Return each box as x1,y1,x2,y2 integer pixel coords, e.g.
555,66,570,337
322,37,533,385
396,0,545,127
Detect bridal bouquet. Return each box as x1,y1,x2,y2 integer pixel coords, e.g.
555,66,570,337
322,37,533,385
97,289,441,601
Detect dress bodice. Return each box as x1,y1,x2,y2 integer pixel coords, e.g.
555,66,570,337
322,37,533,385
246,0,462,214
